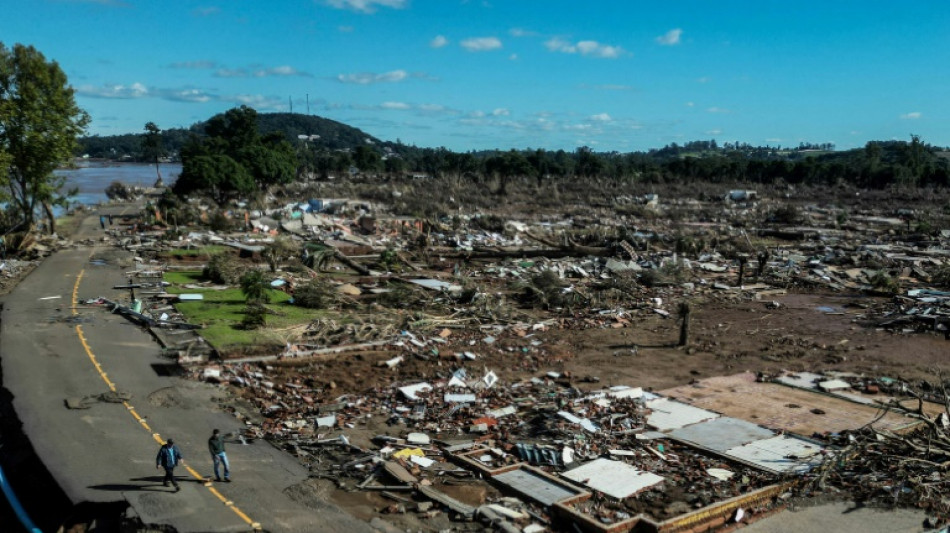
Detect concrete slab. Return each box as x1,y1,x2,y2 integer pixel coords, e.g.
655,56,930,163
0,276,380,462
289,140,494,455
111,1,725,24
645,398,719,431
660,373,917,435
669,417,775,452
493,468,583,506
725,435,823,474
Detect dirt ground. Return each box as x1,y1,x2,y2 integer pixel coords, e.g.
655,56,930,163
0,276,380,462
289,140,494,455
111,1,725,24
273,289,948,406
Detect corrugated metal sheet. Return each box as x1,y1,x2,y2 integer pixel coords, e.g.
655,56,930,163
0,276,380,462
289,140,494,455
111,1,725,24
562,458,664,499
669,417,775,452
493,469,582,506
646,398,719,431
725,435,823,474
444,393,476,403
775,372,823,389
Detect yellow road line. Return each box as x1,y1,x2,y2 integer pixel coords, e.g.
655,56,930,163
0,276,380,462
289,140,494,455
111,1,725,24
72,268,260,530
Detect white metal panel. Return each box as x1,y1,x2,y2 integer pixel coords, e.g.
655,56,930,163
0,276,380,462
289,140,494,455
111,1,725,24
725,435,823,474
775,372,823,389
645,398,719,431
562,458,664,499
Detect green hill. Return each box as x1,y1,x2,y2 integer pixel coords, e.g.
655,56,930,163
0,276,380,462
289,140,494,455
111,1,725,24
77,112,384,160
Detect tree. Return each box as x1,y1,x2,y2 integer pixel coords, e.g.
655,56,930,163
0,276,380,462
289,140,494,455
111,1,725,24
0,43,90,234
174,154,254,203
176,106,296,202
240,269,270,304
353,145,382,173
142,121,165,186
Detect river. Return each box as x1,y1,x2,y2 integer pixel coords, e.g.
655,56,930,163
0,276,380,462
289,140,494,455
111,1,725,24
56,160,182,208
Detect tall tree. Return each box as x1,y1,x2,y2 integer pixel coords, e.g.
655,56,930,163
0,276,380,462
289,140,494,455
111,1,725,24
142,121,165,186
0,43,89,234
176,106,295,201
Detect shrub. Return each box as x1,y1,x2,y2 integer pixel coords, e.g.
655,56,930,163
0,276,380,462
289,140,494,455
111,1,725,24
105,181,132,200
869,271,899,294
517,270,581,310
203,253,246,284
209,211,233,232
293,279,337,309
241,303,267,329
770,204,800,225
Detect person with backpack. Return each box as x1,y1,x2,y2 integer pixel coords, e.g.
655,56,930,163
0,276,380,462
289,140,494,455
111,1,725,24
155,439,184,491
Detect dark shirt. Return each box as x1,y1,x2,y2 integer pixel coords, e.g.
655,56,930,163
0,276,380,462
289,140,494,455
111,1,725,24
156,444,182,468
208,434,226,455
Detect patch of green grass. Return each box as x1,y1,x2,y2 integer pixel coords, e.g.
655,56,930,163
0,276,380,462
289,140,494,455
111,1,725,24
163,271,204,285
165,271,328,349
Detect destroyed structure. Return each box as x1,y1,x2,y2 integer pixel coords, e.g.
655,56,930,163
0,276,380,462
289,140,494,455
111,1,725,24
85,182,950,532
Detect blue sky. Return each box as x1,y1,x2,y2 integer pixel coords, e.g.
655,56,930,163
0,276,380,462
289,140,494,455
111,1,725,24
3,0,948,152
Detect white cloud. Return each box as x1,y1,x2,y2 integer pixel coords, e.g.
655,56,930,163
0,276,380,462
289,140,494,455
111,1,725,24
430,35,448,48
508,28,536,37
707,106,731,114
214,68,246,78
469,110,486,118
77,82,220,104
337,69,409,84
656,28,682,46
263,65,307,77
338,25,354,32
380,101,411,110
163,88,214,103
167,60,216,69
544,38,624,58
461,36,502,52
900,111,922,119
765,137,782,143
685,101,695,107
418,103,446,112
491,108,510,116
322,0,405,13
215,65,310,78
589,113,612,121
76,82,149,99
231,94,285,110
509,53,518,61
697,76,710,83
705,129,722,135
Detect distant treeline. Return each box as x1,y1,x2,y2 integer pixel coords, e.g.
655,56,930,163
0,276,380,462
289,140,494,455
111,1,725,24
78,112,950,189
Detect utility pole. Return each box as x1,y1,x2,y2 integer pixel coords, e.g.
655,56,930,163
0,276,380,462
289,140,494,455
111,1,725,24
306,94,310,115
289,96,293,113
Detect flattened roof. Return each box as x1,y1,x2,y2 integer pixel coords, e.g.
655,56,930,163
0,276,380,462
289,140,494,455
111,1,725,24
725,435,822,474
669,417,775,452
562,458,664,499
645,398,719,431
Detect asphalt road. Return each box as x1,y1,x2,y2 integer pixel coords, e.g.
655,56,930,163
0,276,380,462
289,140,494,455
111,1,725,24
1,210,372,533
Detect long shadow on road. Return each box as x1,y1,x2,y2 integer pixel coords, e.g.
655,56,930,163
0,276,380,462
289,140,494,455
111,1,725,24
89,476,201,492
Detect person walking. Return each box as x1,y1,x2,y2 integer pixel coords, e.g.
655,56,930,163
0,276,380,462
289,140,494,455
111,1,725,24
208,429,231,482
156,439,184,491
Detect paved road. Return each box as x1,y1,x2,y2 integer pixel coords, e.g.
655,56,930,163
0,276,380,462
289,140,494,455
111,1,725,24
1,211,372,533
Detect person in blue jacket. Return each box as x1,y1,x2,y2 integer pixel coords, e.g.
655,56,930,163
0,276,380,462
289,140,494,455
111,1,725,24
155,439,184,491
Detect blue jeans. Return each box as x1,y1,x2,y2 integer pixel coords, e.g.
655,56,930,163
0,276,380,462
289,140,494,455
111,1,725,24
212,452,230,480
